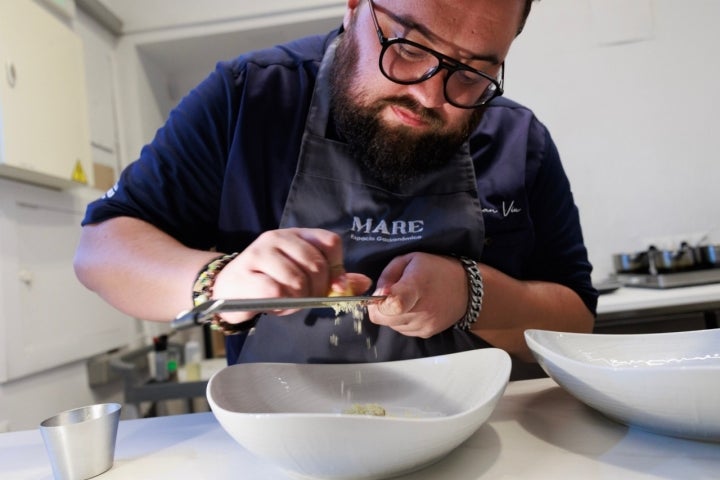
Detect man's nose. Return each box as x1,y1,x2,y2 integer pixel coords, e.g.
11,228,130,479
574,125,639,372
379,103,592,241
406,71,447,109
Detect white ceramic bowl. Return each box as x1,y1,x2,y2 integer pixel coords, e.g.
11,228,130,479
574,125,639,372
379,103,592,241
207,348,511,480
525,328,720,442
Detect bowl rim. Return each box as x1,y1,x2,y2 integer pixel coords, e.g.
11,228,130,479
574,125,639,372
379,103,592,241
207,348,511,423
524,328,720,372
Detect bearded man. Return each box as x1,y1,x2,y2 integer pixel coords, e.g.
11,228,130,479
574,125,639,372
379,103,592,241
75,0,596,370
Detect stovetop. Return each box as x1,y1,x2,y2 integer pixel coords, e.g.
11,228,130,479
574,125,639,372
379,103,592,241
613,243,720,289
616,268,720,289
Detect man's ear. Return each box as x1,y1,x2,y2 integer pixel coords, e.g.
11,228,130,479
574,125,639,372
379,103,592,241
343,0,362,30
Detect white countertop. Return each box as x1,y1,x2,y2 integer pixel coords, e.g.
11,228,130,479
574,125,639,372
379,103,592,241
2,377,718,479
596,283,720,317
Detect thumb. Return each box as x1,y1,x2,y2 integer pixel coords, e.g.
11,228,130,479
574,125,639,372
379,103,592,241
375,255,411,293
374,257,419,315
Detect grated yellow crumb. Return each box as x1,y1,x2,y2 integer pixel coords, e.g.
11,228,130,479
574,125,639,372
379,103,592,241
343,403,386,416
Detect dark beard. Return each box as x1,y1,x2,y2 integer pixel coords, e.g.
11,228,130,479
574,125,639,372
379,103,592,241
329,32,484,190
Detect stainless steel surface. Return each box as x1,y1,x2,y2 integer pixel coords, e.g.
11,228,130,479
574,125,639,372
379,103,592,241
616,268,720,289
39,403,121,480
695,245,720,268
648,244,695,274
172,296,386,330
613,251,649,274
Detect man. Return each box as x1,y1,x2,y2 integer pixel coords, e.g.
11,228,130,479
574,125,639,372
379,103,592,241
74,0,596,367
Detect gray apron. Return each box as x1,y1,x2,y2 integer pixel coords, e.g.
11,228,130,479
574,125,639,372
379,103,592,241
236,39,488,364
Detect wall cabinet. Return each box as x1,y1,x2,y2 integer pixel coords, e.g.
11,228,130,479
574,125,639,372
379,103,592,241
0,178,133,382
0,0,93,189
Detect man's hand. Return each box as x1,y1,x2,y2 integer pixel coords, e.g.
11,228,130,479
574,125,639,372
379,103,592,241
368,253,467,338
212,228,372,324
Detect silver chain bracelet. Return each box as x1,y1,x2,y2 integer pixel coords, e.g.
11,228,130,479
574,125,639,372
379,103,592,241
455,256,484,331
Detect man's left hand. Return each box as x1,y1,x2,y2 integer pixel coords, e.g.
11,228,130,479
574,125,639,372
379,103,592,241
368,253,468,338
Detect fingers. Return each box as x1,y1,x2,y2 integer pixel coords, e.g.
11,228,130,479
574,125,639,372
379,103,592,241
368,302,436,338
210,229,341,323
248,228,343,297
375,283,419,316
369,255,421,331
213,228,357,309
373,255,418,315
328,264,350,295
297,229,345,273
345,273,374,296
374,255,408,295
368,253,462,338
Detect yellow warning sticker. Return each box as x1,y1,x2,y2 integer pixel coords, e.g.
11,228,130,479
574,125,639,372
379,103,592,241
71,159,88,184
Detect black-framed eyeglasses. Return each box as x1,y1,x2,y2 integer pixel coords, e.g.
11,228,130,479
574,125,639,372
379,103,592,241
367,0,504,109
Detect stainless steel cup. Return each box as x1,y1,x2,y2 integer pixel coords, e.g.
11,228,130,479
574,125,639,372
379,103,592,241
39,403,121,480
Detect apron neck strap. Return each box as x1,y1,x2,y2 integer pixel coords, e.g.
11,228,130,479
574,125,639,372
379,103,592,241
305,37,340,137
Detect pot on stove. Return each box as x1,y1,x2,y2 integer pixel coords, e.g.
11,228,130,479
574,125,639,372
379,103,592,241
648,243,696,274
693,244,720,268
613,251,650,274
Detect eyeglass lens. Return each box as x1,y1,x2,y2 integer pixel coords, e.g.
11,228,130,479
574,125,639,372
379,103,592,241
380,40,498,107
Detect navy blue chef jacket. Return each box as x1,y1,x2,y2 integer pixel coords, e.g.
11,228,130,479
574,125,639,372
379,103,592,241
82,29,598,364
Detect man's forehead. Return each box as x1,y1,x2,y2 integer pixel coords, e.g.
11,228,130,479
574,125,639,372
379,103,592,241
374,0,521,64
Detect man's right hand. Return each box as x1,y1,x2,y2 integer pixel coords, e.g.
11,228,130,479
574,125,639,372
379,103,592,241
211,228,372,325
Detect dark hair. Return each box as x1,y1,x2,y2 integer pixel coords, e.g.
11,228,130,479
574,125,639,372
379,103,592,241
517,0,537,35
357,0,537,37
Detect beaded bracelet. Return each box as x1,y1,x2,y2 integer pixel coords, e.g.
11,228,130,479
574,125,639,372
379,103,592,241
455,256,484,331
192,252,257,335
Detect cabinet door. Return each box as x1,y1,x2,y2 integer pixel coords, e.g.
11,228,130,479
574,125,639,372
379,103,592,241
0,179,132,382
0,0,93,189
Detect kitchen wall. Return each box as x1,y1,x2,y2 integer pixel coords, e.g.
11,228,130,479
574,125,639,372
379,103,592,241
506,0,720,281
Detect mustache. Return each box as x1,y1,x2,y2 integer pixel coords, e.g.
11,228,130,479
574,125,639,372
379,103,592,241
375,96,444,127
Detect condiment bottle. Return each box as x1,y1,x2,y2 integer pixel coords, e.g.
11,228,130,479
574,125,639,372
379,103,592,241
184,340,202,381
153,335,169,382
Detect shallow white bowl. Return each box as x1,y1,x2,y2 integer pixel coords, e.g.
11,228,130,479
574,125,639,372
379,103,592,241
525,328,720,442
207,348,511,480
